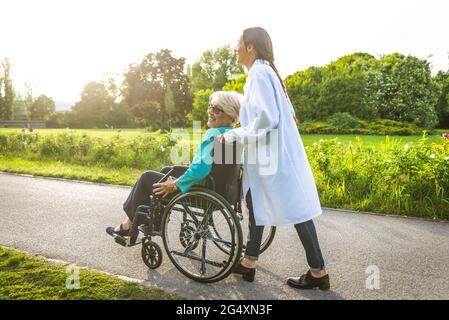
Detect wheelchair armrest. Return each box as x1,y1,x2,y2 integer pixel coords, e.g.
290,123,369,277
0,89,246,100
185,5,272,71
191,176,215,191
172,165,189,171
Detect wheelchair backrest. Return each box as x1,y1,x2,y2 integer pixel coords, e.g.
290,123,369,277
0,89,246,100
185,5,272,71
209,138,243,205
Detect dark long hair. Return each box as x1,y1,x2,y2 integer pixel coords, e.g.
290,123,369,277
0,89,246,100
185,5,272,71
242,27,287,94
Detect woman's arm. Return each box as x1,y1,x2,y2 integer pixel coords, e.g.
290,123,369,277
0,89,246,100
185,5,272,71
175,130,216,193
222,67,279,145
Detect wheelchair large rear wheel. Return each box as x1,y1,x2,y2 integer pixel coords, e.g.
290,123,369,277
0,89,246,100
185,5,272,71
210,214,276,255
161,189,243,283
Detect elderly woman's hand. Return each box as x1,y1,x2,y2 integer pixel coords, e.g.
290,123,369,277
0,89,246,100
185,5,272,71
153,176,178,198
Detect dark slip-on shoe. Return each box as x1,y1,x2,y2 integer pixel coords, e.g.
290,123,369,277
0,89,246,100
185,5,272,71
287,270,330,290
232,262,256,282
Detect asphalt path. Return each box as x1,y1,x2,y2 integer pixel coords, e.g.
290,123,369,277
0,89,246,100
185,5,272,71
1,172,448,300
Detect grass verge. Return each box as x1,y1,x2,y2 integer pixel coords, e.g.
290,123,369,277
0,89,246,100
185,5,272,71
0,246,185,300
0,155,139,186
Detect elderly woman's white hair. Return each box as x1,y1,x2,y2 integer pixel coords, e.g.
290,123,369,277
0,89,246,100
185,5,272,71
210,91,243,125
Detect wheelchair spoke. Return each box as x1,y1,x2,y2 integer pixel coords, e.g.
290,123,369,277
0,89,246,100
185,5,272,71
162,191,243,282
200,238,207,275
204,235,234,247
180,202,200,225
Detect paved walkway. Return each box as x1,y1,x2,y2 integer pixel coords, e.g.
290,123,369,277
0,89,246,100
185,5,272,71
1,172,448,299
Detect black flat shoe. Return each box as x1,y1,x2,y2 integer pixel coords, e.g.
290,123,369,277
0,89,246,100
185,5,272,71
232,262,256,282
106,224,129,237
287,270,330,290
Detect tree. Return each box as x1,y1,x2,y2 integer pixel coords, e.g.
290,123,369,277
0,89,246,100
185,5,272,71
122,49,192,129
0,58,14,120
191,45,243,93
434,71,449,128
285,53,377,122
164,86,175,127
29,95,55,121
285,52,439,128
12,93,29,120
70,81,128,128
186,88,214,127
319,53,377,120
365,54,438,128
222,74,247,93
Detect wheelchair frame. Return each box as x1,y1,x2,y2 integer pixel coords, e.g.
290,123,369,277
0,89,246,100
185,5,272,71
108,144,276,283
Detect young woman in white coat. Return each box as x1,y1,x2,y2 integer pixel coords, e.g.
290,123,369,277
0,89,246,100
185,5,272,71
220,27,330,290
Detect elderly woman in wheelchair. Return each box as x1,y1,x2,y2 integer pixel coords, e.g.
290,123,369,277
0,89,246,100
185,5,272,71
106,91,275,283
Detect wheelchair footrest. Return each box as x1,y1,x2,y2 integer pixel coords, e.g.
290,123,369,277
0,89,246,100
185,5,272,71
114,236,128,247
109,233,140,247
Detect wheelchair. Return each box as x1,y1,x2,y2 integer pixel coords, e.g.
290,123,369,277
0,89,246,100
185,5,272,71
107,139,276,283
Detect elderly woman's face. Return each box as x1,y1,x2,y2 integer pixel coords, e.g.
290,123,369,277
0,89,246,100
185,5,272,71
207,98,233,128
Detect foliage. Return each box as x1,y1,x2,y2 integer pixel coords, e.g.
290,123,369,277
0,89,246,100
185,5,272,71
122,49,192,129
186,88,213,127
12,93,28,120
190,45,243,93
0,131,177,170
307,133,449,219
0,58,14,120
29,95,55,121
286,53,440,129
364,54,439,128
434,71,449,128
222,74,247,94
298,118,429,136
69,81,131,129
1,129,448,219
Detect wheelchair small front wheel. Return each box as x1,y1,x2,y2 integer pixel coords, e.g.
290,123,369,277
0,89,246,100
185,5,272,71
141,239,163,269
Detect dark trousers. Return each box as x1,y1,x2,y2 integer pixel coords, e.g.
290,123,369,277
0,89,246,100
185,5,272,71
244,189,326,272
122,166,184,220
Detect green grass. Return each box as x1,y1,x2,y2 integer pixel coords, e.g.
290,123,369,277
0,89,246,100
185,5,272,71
0,246,185,300
1,127,447,147
0,155,140,186
301,132,446,146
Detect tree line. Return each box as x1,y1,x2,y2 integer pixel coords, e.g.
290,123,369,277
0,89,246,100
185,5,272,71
1,49,448,130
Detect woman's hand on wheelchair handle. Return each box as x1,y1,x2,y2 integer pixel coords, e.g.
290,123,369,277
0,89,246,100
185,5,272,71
153,176,178,198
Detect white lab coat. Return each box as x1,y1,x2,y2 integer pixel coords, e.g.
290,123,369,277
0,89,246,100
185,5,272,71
223,59,322,226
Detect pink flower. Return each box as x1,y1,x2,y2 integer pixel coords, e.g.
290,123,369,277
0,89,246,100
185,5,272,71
442,133,449,139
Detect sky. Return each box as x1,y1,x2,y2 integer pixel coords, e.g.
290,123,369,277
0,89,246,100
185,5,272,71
1,0,448,104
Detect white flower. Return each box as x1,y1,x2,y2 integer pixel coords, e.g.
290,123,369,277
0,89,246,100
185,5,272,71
386,159,391,163
313,142,318,146
404,144,410,151
430,154,436,159
319,139,324,143
337,142,342,145
160,146,166,152
445,157,449,161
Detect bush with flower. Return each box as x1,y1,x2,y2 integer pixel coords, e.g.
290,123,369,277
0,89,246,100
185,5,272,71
307,132,449,220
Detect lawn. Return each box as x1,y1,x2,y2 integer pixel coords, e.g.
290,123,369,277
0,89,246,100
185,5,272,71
0,246,184,300
1,127,448,220
1,127,447,146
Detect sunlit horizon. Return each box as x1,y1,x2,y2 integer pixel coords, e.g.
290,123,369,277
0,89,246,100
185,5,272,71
1,0,448,104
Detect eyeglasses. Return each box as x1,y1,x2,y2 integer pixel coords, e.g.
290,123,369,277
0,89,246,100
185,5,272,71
208,103,224,114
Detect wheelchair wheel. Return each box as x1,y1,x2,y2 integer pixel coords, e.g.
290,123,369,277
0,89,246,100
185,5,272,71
161,189,243,283
141,239,163,269
179,223,198,250
259,227,276,253
210,214,276,255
